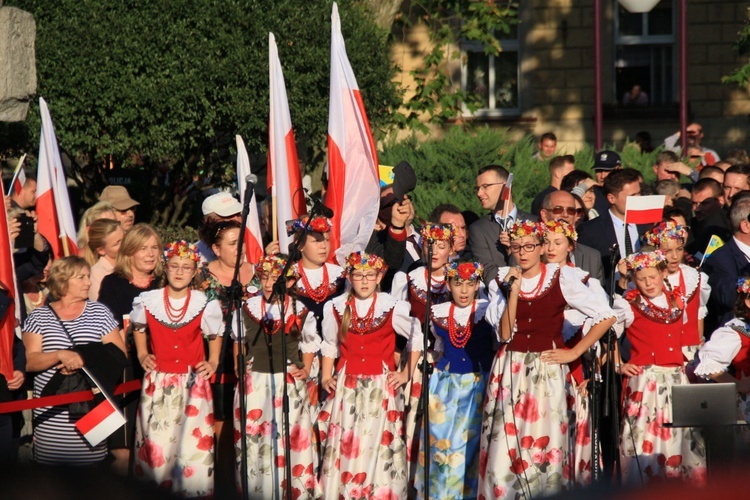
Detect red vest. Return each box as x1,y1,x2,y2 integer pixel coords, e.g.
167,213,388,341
504,269,566,353
626,298,683,367
408,276,450,325
146,310,205,373
334,307,396,375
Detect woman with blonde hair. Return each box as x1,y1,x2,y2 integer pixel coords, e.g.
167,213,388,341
98,223,163,474
77,201,116,253
86,218,124,301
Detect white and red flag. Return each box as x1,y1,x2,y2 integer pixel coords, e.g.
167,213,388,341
268,33,306,254
0,176,19,384
236,135,264,264
324,2,380,265
36,97,78,258
625,195,666,225
7,154,27,196
75,397,126,447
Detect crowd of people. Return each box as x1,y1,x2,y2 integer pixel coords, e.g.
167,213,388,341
2,122,750,499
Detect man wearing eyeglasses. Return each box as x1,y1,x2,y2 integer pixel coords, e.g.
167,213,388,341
539,190,604,283
468,164,536,283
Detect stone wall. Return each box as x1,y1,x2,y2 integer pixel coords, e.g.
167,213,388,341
0,3,36,122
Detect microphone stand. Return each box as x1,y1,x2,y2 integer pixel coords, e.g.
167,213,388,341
271,207,324,500
227,176,256,500
419,239,435,500
601,244,622,484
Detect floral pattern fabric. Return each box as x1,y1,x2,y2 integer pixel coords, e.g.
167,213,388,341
478,347,575,499
318,365,408,500
234,363,320,499
414,369,488,499
620,366,706,486
134,371,215,497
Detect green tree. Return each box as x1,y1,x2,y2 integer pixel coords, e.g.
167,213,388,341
723,13,750,87
4,0,399,178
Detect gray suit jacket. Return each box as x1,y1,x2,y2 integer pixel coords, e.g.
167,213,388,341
468,210,537,283
572,242,605,285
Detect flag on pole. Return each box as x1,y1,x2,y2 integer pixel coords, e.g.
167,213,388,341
268,33,306,254
500,173,514,202
7,154,27,196
325,3,380,265
236,135,264,264
624,195,666,225
698,235,725,267
0,176,19,384
36,97,78,258
75,397,126,447
378,165,394,187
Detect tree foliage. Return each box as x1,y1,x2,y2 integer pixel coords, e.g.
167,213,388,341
4,0,399,178
394,0,519,131
723,12,750,87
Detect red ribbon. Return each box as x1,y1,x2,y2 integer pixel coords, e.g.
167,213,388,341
0,379,142,414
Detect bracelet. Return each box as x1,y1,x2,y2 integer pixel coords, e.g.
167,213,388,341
390,223,405,230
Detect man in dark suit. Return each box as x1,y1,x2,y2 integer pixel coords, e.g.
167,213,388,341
468,164,536,283
702,198,750,332
539,190,604,283
429,204,472,261
577,167,649,289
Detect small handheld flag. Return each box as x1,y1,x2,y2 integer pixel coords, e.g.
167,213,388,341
74,367,126,446
378,165,394,187
698,235,725,268
7,155,27,196
625,195,666,225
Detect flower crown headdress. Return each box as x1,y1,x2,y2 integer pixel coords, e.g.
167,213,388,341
625,250,667,273
344,251,386,275
256,254,289,276
420,222,454,243
285,216,332,236
445,261,484,281
643,221,687,247
543,220,578,241
164,240,201,263
737,277,750,294
508,220,544,241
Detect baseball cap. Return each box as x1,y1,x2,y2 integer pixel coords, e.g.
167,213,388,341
593,150,622,171
99,185,140,211
202,192,242,217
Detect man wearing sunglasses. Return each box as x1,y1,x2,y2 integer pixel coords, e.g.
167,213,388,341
539,190,604,283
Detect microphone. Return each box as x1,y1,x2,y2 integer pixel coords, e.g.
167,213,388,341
242,174,258,210
501,275,517,291
609,242,619,255
305,189,334,218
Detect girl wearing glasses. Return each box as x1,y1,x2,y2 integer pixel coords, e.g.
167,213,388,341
613,251,706,486
232,253,321,499
542,219,609,486
414,260,497,499
318,252,422,499
643,221,710,364
131,241,224,497
480,221,615,499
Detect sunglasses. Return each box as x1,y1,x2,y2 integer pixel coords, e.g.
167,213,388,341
546,206,585,216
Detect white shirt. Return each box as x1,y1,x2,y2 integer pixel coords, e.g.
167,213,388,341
734,236,750,262
609,209,640,259
494,205,519,231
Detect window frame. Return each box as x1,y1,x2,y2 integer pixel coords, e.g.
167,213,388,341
460,36,521,118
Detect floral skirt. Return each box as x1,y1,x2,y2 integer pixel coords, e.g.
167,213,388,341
414,368,488,500
620,365,706,486
569,379,596,487
318,364,408,500
134,370,215,497
478,348,575,500
234,363,320,500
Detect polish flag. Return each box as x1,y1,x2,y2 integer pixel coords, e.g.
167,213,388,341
7,154,27,196
236,135,264,264
268,33,306,254
75,396,126,447
325,3,380,265
36,98,78,258
0,176,19,383
625,195,666,225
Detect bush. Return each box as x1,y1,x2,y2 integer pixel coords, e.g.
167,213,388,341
378,126,664,221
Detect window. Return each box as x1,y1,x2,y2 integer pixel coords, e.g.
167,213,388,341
461,27,520,116
614,0,675,106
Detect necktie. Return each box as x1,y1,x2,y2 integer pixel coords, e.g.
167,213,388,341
624,224,633,256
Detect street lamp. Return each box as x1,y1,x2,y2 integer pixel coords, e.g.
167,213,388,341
617,0,660,13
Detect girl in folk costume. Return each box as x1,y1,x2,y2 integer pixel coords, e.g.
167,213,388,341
479,220,615,499
542,219,608,486
643,221,710,362
233,254,321,499
414,260,497,499
693,278,750,444
288,216,346,406
613,251,706,486
318,252,423,500
132,241,224,497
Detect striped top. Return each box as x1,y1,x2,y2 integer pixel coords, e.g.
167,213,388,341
23,301,119,465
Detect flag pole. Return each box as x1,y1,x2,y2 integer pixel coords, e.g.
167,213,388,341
6,154,27,196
